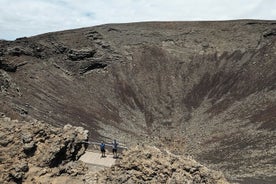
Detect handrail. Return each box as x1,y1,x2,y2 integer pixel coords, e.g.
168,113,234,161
82,141,128,149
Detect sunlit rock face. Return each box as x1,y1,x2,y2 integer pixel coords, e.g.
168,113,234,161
94,145,230,184
0,117,88,184
0,20,275,182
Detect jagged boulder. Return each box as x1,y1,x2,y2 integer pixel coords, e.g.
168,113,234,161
93,146,229,184
0,117,89,184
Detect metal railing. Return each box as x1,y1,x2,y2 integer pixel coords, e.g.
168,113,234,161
82,141,128,150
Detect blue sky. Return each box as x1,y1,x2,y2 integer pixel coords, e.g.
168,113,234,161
0,0,275,40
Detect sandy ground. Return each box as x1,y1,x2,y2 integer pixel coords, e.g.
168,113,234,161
79,151,117,171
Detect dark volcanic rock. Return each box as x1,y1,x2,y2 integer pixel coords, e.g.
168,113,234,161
0,59,17,72
0,20,275,182
7,46,32,56
79,61,108,74
67,48,96,61
263,28,276,37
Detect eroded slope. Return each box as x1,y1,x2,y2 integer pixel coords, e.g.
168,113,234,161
0,20,276,182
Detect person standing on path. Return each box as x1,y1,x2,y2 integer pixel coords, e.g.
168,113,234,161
112,139,118,158
100,141,106,157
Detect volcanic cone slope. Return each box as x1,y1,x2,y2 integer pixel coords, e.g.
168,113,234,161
0,20,275,182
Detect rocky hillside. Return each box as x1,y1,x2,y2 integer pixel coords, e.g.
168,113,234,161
93,145,229,184
0,116,229,183
0,20,276,183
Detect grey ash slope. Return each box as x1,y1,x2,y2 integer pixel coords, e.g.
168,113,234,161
0,20,276,182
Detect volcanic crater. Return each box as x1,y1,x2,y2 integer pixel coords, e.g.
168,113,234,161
0,20,276,183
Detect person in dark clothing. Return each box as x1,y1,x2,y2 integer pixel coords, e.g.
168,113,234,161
100,141,106,157
112,139,118,158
